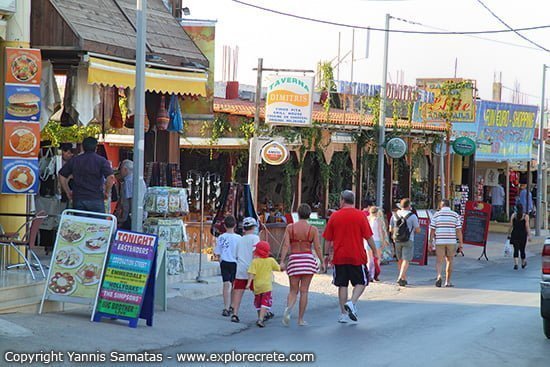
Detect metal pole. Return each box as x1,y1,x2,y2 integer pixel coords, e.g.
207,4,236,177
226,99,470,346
247,58,263,207
197,175,206,283
440,147,445,200
376,13,390,208
132,0,146,232
536,64,547,236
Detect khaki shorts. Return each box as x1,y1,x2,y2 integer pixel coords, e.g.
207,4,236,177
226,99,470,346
395,240,413,261
436,244,456,257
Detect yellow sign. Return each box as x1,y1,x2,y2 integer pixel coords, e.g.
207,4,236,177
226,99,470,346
416,78,476,122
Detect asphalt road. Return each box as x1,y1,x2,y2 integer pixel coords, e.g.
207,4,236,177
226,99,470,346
162,256,549,367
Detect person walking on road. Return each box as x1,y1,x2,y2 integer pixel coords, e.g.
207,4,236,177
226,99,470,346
214,215,241,317
509,203,531,270
323,190,377,323
279,203,325,327
429,200,463,287
367,206,389,280
59,137,115,214
389,198,420,287
230,217,259,323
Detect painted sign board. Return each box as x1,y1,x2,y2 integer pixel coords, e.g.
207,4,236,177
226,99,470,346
93,230,158,328
265,75,314,126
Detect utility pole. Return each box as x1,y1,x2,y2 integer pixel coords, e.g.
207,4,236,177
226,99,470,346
132,0,147,232
248,58,263,207
536,64,547,236
376,14,390,209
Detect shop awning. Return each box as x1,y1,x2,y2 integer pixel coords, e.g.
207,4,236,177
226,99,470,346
87,57,207,96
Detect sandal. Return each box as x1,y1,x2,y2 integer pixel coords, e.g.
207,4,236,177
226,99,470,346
445,284,454,288
222,309,230,317
256,319,265,328
229,306,234,314
231,315,240,323
264,311,274,320
435,278,442,288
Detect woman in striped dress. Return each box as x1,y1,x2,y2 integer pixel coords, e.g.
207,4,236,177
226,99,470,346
279,204,325,326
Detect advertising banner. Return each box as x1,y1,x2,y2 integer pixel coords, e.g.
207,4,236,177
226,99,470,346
1,158,39,194
40,212,115,307
95,230,157,320
180,22,215,118
5,47,42,85
3,121,40,158
416,78,476,122
3,48,42,195
265,75,314,126
475,101,537,161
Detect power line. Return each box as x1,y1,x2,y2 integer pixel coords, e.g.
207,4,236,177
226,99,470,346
391,16,545,52
232,0,550,35
475,0,550,53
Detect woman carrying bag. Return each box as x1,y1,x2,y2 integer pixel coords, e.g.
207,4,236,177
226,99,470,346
509,203,531,270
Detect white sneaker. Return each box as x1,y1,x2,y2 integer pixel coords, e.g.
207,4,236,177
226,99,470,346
338,313,349,323
344,301,358,321
282,307,291,326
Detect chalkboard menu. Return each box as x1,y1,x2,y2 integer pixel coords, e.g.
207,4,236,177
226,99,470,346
411,217,429,265
462,201,491,247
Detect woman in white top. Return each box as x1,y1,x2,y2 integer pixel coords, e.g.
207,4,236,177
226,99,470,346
366,206,389,279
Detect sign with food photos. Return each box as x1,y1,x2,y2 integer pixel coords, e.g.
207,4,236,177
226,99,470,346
3,47,42,195
1,158,39,194
40,211,116,309
94,230,157,320
5,47,42,85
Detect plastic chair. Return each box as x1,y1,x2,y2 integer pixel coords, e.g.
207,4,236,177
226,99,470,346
0,211,48,280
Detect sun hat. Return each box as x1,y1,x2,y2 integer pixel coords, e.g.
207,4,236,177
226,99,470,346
254,241,270,258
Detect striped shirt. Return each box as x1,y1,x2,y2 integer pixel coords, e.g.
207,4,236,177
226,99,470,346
429,207,462,245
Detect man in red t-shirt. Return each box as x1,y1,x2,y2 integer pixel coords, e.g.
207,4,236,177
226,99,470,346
323,190,376,323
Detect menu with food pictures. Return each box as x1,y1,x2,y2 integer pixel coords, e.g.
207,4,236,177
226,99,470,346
44,216,114,302
3,47,42,195
5,48,42,85
3,121,40,158
1,158,39,194
95,230,157,319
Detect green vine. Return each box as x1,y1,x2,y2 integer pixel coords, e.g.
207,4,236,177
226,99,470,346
200,114,232,159
42,121,102,147
239,118,255,141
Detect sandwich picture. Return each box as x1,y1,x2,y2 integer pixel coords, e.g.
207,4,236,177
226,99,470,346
7,93,39,117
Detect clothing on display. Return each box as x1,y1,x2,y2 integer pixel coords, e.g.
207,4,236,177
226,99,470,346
145,162,184,188
211,183,258,237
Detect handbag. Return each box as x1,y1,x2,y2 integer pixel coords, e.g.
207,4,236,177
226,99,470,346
503,238,512,257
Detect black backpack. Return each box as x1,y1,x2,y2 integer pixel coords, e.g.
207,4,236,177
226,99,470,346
393,213,413,242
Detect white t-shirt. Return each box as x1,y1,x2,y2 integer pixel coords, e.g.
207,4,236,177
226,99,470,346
235,234,260,280
214,232,241,263
368,217,381,241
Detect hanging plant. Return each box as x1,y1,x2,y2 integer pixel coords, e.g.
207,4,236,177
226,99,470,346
42,121,102,147
239,118,255,141
200,114,232,159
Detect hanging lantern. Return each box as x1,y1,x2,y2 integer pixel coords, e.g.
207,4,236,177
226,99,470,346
156,95,169,130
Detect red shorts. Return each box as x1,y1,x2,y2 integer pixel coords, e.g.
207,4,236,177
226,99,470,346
233,279,253,290
253,291,272,310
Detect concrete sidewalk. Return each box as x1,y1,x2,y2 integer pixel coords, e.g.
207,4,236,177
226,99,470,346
0,233,546,356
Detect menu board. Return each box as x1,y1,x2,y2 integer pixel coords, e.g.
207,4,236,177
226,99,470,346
411,217,429,266
462,201,491,247
41,212,115,305
2,47,42,195
95,230,157,320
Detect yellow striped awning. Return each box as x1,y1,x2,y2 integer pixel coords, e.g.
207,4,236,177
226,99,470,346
87,57,207,96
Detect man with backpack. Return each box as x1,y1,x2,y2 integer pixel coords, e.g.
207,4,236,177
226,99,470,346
389,198,420,287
